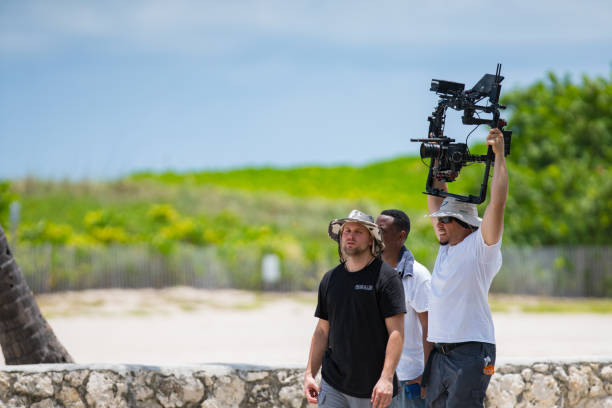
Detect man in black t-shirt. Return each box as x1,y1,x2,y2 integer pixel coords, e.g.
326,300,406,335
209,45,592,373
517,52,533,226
304,209,406,408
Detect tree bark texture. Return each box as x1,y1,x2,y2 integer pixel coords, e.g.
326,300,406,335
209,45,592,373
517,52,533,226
0,225,73,364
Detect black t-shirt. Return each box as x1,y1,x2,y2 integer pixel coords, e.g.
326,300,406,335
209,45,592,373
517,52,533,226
315,258,406,398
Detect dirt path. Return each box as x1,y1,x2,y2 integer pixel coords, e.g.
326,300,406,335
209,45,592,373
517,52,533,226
10,288,611,366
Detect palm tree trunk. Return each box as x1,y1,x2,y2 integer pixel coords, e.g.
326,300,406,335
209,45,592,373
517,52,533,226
0,225,73,364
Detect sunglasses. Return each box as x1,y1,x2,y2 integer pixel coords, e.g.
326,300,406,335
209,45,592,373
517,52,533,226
437,216,454,224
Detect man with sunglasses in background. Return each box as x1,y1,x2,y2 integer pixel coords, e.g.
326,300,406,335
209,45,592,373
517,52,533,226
421,128,508,408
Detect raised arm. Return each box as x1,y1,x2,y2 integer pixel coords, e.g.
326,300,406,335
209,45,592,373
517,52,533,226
304,319,330,404
371,313,404,408
481,128,509,245
427,176,447,228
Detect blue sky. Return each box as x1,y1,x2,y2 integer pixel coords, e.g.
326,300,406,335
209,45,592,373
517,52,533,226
1,1,611,180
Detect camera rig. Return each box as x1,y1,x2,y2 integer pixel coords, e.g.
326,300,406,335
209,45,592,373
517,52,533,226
411,64,512,204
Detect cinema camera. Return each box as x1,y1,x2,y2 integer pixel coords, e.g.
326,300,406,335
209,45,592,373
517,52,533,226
411,64,512,204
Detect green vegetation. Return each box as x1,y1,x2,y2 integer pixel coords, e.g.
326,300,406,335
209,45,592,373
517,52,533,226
0,181,16,227
502,71,612,245
9,176,441,290
3,70,611,293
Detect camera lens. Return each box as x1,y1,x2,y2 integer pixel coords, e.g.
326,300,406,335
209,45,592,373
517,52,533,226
450,151,464,163
420,143,440,159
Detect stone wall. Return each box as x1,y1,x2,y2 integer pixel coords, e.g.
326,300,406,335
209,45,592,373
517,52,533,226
0,361,610,407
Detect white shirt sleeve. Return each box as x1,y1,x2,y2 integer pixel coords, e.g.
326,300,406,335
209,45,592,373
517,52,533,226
476,228,502,264
474,229,502,280
407,261,431,313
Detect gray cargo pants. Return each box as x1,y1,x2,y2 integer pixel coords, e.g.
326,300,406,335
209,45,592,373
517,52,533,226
424,342,496,408
318,378,399,408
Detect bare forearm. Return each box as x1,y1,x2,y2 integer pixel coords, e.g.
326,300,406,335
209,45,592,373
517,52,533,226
372,315,403,407
491,154,508,210
422,335,433,366
481,153,508,244
304,323,328,404
418,312,433,370
380,330,403,381
427,178,447,214
305,329,328,378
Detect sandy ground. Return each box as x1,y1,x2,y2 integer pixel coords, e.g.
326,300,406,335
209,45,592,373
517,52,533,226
11,288,612,366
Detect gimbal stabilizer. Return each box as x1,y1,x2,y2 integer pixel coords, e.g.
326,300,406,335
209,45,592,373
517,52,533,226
411,64,512,204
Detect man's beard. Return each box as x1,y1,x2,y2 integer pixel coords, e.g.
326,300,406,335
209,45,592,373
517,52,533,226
341,244,370,258
439,239,449,246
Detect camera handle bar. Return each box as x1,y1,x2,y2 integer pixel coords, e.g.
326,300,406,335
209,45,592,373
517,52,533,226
410,64,511,204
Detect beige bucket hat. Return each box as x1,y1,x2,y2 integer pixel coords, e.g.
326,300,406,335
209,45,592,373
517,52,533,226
328,209,384,258
426,197,482,228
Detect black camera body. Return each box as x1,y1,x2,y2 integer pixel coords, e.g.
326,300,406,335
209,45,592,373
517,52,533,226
419,142,469,182
411,64,512,204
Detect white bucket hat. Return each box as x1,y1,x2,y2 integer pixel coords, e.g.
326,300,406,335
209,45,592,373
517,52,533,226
426,197,482,228
329,209,384,258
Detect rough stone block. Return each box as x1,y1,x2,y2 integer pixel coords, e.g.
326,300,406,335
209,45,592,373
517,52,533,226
578,396,612,408
64,370,89,388
532,363,549,373
553,365,569,383
5,396,29,408
569,365,591,405
0,362,610,408
497,365,518,375
133,382,155,402
248,383,271,405
518,373,560,408
193,372,214,388
601,365,612,382
14,374,54,398
50,372,64,385
200,399,219,408
244,371,269,382
31,399,60,408
278,370,303,385
155,376,184,408
279,384,304,408
58,386,85,408
209,375,244,408
589,363,600,372
85,371,128,408
589,371,606,398
182,376,205,404
521,368,533,382
486,373,524,408
0,372,11,399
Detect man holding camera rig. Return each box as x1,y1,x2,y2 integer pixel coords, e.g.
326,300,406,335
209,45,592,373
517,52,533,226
421,127,508,407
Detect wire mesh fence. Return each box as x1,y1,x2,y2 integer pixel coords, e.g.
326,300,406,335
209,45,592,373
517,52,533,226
492,246,612,297
12,244,612,297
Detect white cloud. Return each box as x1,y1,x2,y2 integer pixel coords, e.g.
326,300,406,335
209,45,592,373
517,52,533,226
1,0,611,54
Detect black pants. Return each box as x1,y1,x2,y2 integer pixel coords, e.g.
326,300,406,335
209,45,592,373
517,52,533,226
425,342,496,408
